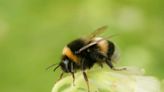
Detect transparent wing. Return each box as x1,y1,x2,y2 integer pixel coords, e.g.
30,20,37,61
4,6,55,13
87,25,108,40
76,34,118,54
75,25,108,54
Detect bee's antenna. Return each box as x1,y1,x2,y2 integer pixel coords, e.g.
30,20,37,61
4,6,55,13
53,65,60,72
46,63,58,70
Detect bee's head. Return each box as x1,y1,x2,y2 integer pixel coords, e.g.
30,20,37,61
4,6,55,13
59,56,71,73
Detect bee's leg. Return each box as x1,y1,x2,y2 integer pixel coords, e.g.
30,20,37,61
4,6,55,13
90,51,118,70
106,59,126,71
93,51,114,69
70,62,75,86
71,72,75,86
112,67,126,71
55,72,64,83
90,51,106,68
83,71,90,92
58,72,64,81
81,60,90,92
105,59,114,69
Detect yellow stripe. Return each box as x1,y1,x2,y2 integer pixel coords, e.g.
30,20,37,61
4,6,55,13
97,40,108,53
62,46,80,64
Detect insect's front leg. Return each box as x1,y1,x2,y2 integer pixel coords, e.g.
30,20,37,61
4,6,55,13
81,59,90,92
55,72,64,84
70,62,75,86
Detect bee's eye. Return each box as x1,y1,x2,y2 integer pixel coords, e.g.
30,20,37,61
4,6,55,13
60,59,69,72
63,59,68,65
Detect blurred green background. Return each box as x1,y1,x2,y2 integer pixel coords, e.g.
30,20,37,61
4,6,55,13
0,0,164,92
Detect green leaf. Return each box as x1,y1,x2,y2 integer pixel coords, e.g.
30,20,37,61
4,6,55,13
52,66,160,92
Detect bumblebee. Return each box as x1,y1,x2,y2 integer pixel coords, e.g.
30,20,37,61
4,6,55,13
53,26,125,92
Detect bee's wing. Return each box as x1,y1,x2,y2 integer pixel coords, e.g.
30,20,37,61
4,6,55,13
86,25,108,40
75,25,108,54
77,34,118,54
76,39,102,54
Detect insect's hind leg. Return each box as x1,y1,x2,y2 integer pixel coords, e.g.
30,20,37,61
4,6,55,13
90,51,114,69
105,58,126,71
107,41,126,71
93,51,126,71
105,58,114,69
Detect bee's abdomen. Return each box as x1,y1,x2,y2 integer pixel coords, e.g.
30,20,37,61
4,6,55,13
107,41,115,58
93,37,109,54
93,37,115,58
